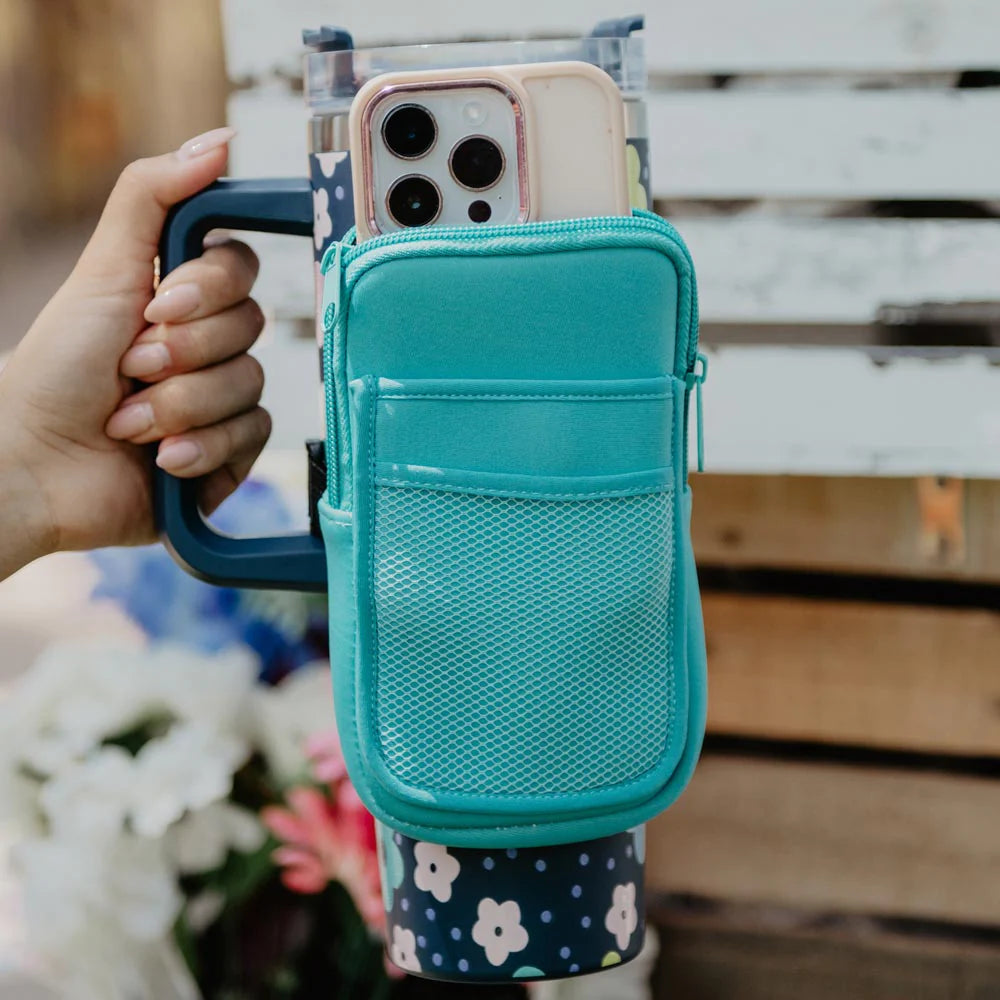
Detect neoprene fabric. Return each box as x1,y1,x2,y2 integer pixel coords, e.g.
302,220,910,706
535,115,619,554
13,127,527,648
319,212,707,847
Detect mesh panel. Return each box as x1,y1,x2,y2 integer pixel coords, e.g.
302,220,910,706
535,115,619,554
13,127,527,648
372,483,675,798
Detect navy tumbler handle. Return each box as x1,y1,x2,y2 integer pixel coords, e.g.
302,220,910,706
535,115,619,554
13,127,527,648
154,177,327,592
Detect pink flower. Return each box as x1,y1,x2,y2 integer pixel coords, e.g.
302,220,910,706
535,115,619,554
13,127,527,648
262,731,383,934
305,730,348,785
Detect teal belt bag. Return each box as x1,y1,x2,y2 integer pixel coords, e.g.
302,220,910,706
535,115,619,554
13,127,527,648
318,209,707,848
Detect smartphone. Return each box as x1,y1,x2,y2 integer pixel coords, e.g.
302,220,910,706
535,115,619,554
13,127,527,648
348,61,630,242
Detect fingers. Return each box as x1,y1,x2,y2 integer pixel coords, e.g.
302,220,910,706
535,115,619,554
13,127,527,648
120,297,265,381
105,353,265,444
77,127,236,283
199,447,268,516
154,406,272,478
143,239,260,326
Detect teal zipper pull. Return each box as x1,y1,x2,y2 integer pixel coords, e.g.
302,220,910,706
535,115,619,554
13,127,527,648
685,351,709,473
324,240,345,328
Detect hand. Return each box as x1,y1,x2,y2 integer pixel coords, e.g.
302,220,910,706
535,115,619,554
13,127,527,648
0,127,271,578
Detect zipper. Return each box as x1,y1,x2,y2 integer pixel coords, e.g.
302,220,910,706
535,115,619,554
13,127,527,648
685,352,709,474
321,209,700,374
321,211,704,501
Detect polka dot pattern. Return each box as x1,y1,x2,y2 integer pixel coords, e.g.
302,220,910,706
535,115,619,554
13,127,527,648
380,822,645,983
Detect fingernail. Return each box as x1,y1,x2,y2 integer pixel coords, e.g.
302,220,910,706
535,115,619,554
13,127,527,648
144,282,200,323
121,342,172,378
106,401,154,439
176,126,236,161
156,440,203,471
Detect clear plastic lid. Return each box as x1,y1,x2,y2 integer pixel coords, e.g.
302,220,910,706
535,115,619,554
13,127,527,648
304,36,646,115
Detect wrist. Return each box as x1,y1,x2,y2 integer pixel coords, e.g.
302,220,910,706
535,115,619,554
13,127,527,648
0,417,59,578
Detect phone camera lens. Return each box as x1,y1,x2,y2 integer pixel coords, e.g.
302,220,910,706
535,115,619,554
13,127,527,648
382,104,437,159
387,175,441,228
468,200,492,223
450,136,505,191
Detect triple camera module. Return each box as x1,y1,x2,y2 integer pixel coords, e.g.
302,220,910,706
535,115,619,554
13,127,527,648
381,104,504,227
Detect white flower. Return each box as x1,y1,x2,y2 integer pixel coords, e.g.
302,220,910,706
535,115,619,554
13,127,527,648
390,924,422,972
130,722,249,837
17,833,192,1000
39,745,134,842
249,662,334,782
17,832,181,949
5,639,153,774
604,882,639,950
147,643,257,734
412,841,461,902
313,188,333,250
185,890,225,932
166,801,265,874
316,150,348,178
472,898,529,967
630,825,646,864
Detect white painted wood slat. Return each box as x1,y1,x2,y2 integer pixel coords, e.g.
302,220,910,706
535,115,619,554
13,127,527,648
698,347,1000,477
222,0,1000,79
229,87,1000,202
648,89,1000,200
237,215,1000,328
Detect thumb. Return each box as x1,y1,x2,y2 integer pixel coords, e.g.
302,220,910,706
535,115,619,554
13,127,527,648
75,126,236,286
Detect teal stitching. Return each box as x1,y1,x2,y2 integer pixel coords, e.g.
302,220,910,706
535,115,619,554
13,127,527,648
374,476,672,501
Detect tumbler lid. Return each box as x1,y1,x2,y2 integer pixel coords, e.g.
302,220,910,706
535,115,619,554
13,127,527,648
303,18,646,115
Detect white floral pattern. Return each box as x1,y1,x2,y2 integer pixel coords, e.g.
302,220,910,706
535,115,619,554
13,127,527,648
604,882,639,950
472,897,530,967
390,924,422,972
412,841,461,902
313,188,333,250
315,150,348,179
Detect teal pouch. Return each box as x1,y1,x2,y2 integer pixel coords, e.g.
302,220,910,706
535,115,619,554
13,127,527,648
319,211,707,848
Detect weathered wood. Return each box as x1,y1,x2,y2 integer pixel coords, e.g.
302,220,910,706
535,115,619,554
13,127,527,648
229,86,1000,202
692,475,1000,581
649,900,1000,1000
648,90,1000,200
702,594,1000,754
699,347,1000,478
646,755,1000,925
221,0,1000,79
235,205,1000,327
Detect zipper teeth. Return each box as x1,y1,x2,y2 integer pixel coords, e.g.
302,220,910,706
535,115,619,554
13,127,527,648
325,209,699,370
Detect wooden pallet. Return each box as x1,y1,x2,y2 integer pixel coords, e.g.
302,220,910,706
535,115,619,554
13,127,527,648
219,4,1000,995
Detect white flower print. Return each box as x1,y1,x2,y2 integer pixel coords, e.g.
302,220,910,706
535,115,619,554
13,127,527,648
315,150,348,179
390,924,422,972
605,882,639,950
412,841,461,902
472,898,529,967
313,187,333,250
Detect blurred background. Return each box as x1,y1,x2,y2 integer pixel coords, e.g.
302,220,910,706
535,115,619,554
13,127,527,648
2,1,1000,998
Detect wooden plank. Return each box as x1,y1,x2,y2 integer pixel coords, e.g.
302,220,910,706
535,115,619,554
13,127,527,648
229,90,1000,324
221,0,1000,79
649,901,1000,1000
692,475,1000,582
702,594,1000,755
648,89,1000,200
699,347,1000,478
646,754,1000,925
230,85,1000,202
680,218,1000,325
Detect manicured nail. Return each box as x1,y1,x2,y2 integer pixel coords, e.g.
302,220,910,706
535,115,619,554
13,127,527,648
106,401,154,439
156,440,203,472
176,126,236,161
120,342,172,378
144,282,200,324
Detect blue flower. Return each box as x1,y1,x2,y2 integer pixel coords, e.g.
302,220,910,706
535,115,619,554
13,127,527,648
91,480,327,681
